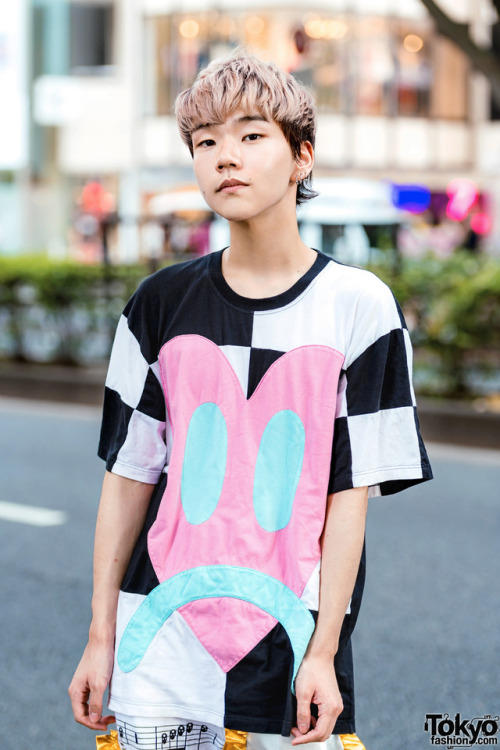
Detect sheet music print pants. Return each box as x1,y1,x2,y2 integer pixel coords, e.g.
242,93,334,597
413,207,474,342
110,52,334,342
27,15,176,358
112,714,348,750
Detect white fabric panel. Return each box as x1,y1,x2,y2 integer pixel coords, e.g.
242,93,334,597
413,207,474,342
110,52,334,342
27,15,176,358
219,345,251,396
106,314,150,408
252,262,401,370
348,406,422,486
251,264,340,352
110,592,226,724
300,561,351,615
113,410,167,483
247,729,343,750
299,561,320,611
335,373,348,419
341,273,403,368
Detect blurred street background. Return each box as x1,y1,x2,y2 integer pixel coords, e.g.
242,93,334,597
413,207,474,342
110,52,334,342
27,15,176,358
1,0,500,748
1,0,500,398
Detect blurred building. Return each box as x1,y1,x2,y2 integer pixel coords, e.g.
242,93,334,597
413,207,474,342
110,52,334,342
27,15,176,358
1,0,500,258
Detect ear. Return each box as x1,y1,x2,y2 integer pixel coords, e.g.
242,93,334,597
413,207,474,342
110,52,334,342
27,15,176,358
294,141,314,181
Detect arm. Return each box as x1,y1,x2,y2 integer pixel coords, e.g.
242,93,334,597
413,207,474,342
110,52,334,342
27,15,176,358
68,470,155,730
291,486,368,745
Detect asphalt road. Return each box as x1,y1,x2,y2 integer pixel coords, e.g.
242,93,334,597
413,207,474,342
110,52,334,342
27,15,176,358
0,397,498,750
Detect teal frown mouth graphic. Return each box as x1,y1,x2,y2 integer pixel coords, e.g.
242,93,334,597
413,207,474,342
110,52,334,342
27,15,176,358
117,565,315,691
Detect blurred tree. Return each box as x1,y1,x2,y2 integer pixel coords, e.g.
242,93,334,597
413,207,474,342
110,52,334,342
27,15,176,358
421,0,500,109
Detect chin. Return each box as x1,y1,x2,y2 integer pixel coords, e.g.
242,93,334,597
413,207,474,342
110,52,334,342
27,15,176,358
216,208,260,223
220,202,280,223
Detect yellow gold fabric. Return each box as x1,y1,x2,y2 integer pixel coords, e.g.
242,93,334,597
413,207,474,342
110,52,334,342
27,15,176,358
339,734,367,750
224,728,248,750
96,730,121,749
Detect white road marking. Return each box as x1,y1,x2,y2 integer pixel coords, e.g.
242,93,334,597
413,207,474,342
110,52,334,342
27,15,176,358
0,501,67,527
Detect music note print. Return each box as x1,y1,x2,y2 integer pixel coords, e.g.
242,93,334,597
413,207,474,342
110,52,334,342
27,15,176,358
115,718,225,750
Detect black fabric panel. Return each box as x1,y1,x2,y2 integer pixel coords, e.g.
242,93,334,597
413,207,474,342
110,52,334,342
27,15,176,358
124,255,254,362
346,328,413,416
331,542,366,734
122,277,164,365
137,368,166,422
225,621,292,734
414,406,433,481
333,637,355,733
224,578,365,738
379,476,431,496
98,386,134,472
328,416,353,495
120,474,167,594
247,348,285,399
124,258,204,364
163,275,254,348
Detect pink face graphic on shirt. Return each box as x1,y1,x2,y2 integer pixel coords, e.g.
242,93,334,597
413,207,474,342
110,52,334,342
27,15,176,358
117,335,343,681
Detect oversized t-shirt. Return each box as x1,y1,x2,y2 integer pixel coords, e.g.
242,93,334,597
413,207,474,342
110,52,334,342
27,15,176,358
98,249,432,736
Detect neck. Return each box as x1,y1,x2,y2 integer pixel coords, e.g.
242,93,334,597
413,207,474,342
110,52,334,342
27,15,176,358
225,200,312,274
220,200,317,299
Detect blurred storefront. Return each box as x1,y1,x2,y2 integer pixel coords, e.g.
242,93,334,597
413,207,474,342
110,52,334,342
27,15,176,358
142,5,467,121
2,0,500,259
0,2,30,253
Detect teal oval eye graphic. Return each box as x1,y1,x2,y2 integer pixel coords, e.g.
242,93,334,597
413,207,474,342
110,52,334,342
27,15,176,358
181,402,227,524
254,410,305,532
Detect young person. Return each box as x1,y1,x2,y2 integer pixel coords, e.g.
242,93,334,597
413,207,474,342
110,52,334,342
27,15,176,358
69,50,432,750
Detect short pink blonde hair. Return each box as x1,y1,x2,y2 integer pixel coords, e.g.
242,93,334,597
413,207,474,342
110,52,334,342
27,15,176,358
175,48,318,205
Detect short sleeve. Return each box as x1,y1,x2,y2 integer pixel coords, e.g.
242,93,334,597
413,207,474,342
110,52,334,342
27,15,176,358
328,277,432,497
98,286,168,484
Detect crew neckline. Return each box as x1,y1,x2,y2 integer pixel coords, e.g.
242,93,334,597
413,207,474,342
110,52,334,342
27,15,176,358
208,248,329,311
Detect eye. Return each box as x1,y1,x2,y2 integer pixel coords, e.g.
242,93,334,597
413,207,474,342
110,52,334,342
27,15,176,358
253,410,305,532
196,138,215,148
243,133,262,141
181,402,227,524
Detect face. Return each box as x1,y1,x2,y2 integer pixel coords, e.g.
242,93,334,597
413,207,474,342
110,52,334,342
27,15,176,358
191,107,302,223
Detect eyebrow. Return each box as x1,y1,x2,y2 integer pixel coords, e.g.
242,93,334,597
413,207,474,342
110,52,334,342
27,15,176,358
192,114,269,135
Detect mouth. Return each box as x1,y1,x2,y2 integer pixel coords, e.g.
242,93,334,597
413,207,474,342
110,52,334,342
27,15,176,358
217,180,249,193
117,564,315,691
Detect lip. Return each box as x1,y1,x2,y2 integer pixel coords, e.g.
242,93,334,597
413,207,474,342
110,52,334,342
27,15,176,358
217,179,249,193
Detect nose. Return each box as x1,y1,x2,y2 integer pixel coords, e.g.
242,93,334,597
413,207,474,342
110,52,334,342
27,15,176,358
216,137,241,171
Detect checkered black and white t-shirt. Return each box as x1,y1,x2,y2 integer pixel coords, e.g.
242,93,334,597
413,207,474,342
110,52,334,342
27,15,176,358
98,249,432,736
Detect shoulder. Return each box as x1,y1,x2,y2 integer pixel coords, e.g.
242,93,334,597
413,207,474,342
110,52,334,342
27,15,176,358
319,257,402,328
123,254,212,318
323,257,396,307
320,259,405,365
134,254,212,301
119,255,212,354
